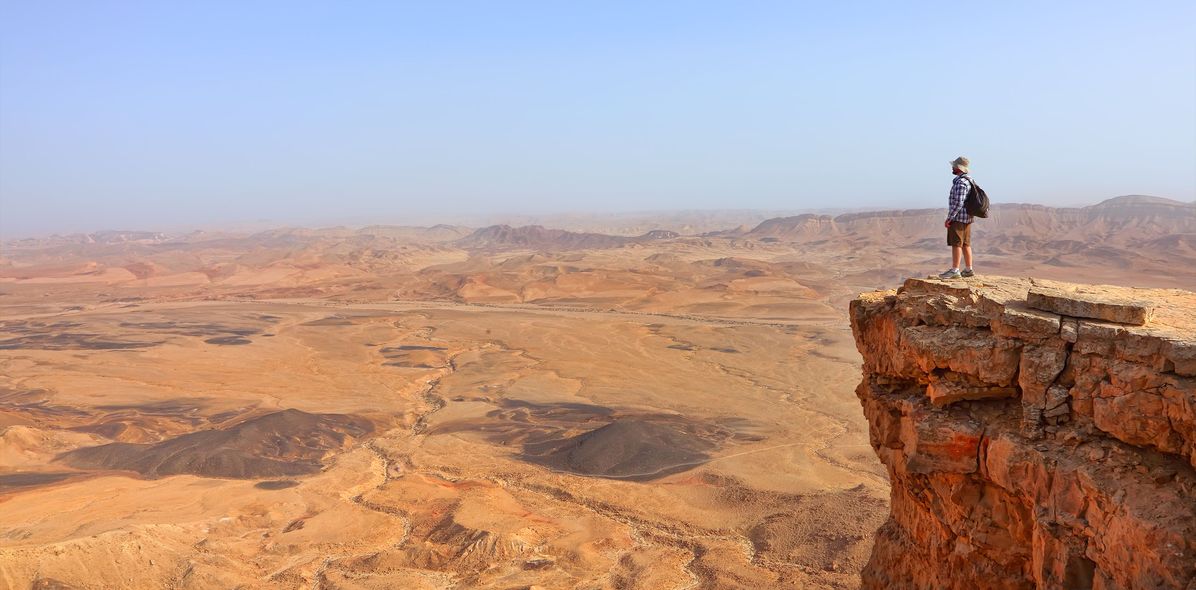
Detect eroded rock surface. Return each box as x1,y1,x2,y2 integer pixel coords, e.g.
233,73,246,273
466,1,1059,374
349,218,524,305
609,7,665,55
850,276,1196,590
1026,285,1154,326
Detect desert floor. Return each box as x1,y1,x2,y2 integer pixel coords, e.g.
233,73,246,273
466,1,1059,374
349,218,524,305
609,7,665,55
0,293,886,589
2,199,1191,589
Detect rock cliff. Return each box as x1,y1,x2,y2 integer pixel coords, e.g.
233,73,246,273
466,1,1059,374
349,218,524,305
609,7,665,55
850,276,1196,589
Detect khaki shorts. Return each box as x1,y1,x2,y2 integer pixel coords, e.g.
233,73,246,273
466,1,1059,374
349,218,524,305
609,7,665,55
947,221,972,246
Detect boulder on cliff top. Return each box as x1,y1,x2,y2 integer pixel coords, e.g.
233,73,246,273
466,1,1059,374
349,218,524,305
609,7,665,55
1026,285,1153,325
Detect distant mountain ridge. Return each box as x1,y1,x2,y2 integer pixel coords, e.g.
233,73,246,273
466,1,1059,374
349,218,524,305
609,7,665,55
455,225,679,251
2,194,1194,298
4,196,1190,250
734,196,1196,246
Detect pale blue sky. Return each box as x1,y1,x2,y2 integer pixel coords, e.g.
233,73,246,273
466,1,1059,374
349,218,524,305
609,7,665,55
2,1,1194,236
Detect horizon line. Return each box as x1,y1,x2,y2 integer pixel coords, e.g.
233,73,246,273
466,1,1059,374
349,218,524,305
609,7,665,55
3,193,1191,243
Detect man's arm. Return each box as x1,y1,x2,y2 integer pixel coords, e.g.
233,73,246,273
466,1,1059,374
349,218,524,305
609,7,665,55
946,177,967,226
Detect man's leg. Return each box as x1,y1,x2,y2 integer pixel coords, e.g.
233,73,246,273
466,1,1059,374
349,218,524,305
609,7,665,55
962,245,973,269
951,245,962,269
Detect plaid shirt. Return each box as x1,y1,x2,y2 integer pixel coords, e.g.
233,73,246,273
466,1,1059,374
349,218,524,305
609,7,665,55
947,174,973,224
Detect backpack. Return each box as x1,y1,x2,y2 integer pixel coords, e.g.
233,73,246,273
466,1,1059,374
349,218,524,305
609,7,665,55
963,177,990,218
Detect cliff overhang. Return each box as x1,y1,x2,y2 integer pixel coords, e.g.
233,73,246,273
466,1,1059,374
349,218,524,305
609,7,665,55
850,276,1196,589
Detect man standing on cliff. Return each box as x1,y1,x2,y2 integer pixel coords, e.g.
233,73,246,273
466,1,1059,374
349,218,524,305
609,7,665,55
939,156,975,279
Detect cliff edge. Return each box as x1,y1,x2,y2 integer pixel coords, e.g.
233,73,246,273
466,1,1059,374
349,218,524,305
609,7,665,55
850,276,1196,589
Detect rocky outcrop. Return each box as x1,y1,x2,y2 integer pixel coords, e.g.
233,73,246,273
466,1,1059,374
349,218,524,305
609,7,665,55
850,276,1196,589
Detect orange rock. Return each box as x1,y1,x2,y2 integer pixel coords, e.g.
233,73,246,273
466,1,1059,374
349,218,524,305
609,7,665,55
852,276,1196,589
1026,286,1153,325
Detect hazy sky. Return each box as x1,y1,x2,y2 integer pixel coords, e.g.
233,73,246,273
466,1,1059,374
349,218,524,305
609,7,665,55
2,1,1194,236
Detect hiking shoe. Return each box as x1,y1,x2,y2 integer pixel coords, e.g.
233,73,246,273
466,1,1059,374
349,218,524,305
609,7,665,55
938,268,962,279
961,268,975,278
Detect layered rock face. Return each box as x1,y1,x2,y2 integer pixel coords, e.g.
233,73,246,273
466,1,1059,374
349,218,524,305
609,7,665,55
850,277,1196,589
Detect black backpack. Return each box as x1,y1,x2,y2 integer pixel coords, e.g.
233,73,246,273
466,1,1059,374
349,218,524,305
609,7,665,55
964,177,989,218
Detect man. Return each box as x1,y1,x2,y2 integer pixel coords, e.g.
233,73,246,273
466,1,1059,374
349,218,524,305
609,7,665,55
939,156,975,279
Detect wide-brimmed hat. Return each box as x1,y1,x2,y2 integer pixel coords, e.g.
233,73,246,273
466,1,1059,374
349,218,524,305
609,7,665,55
950,156,970,173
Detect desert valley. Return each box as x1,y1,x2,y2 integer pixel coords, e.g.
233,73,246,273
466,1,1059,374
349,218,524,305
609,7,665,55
1,196,1194,589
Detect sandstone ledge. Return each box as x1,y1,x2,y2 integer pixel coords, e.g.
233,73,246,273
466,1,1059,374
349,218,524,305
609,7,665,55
1026,286,1153,326
850,276,1196,589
